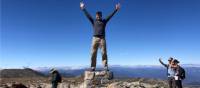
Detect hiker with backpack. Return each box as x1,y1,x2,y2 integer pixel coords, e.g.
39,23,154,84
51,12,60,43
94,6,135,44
159,57,176,88
80,2,120,71
172,59,185,88
50,68,62,88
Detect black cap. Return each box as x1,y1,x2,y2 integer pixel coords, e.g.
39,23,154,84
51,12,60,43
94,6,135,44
168,57,173,61
96,11,102,15
173,59,180,64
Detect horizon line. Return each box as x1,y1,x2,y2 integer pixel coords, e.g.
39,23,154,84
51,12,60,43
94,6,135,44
1,64,200,69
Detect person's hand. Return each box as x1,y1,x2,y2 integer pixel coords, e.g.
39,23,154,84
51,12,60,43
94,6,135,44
80,2,85,10
159,58,162,61
116,3,121,10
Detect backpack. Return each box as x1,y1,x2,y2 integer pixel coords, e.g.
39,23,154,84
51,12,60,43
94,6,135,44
179,66,186,80
56,73,62,83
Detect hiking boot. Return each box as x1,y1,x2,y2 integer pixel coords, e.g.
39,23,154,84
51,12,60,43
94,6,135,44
90,67,95,71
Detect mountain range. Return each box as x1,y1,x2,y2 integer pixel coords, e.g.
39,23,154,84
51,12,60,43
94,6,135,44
33,64,200,86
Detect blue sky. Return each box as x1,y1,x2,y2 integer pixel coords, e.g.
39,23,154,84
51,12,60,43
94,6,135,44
1,0,200,68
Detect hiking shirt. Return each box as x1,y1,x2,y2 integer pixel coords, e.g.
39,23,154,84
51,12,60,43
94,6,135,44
168,66,175,77
82,9,118,37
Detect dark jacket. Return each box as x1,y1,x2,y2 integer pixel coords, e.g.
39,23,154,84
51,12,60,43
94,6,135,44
51,71,61,83
175,65,185,80
82,9,118,37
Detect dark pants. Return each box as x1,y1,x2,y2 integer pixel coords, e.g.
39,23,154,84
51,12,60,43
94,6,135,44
175,80,182,88
168,77,175,88
52,82,58,88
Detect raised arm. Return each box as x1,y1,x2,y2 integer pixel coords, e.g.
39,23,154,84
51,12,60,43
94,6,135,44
80,2,94,24
105,3,120,22
159,58,168,68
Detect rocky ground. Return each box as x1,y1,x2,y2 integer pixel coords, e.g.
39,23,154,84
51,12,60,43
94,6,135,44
1,77,200,88
0,77,169,88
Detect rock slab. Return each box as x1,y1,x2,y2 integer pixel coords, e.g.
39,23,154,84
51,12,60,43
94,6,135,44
83,70,114,88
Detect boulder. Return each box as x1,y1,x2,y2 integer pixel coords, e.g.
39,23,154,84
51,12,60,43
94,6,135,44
83,70,114,88
84,70,113,80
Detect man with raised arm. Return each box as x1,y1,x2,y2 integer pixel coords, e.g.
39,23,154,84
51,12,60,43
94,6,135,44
80,2,120,71
159,57,176,88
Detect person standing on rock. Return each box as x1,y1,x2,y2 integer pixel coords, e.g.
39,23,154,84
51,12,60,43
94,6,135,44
159,57,176,88
172,59,185,88
50,68,62,88
80,2,120,71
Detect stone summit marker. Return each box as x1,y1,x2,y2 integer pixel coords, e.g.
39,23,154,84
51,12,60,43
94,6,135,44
83,70,114,88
